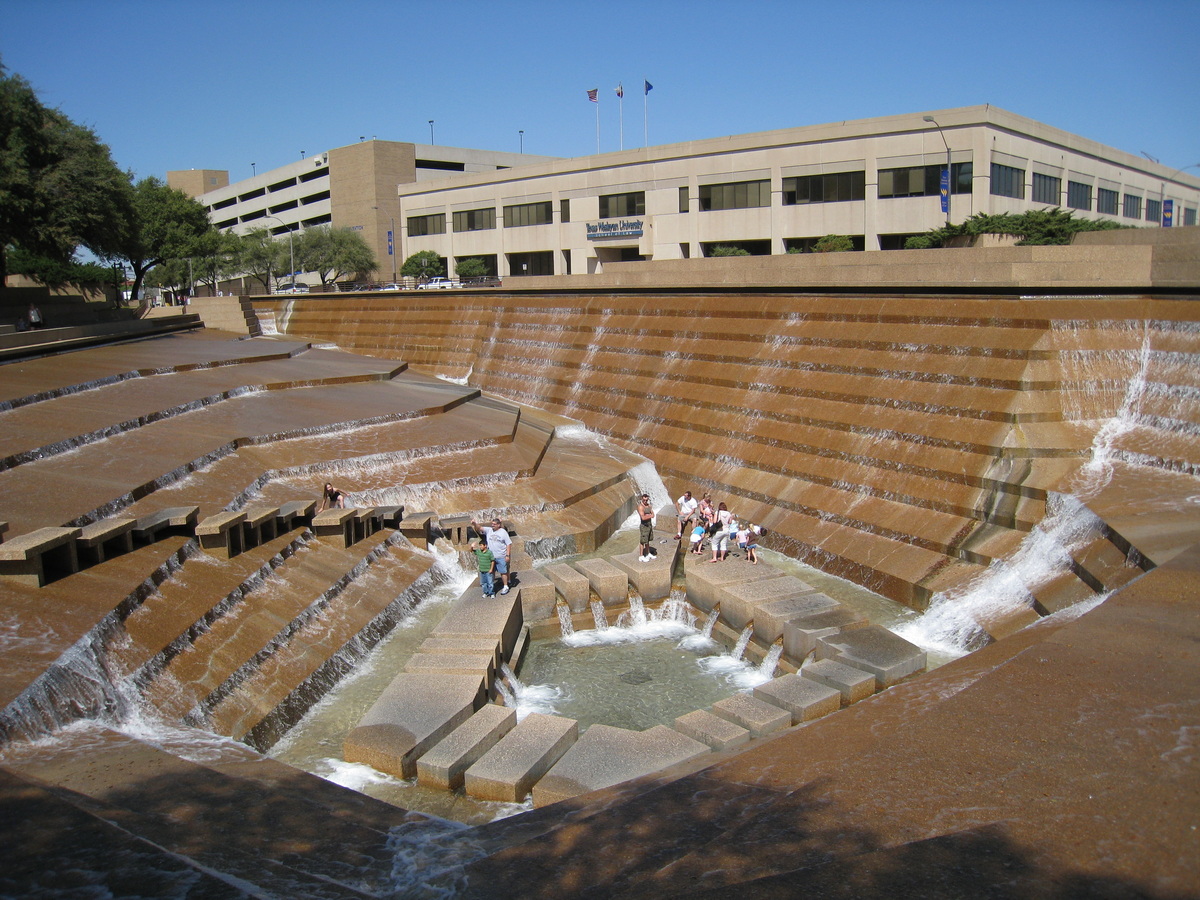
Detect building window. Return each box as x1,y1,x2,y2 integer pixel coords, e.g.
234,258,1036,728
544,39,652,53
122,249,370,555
782,172,865,205
1067,181,1092,211
452,208,496,232
679,186,689,213
990,163,1025,199
408,213,446,236
1032,173,1060,205
560,199,570,223
1123,194,1142,218
1097,188,1119,216
700,179,772,211
504,201,553,227
507,250,554,275
878,163,971,199
599,191,645,218
1146,198,1162,223
1185,208,1198,227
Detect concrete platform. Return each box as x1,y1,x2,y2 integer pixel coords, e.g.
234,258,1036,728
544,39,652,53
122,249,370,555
416,704,517,791
513,568,557,622
801,658,878,705
683,555,779,614
710,692,792,738
673,708,752,751
432,589,524,661
532,724,710,808
464,713,578,803
753,673,844,724
783,603,870,659
342,673,482,779
816,624,928,688
543,562,592,612
573,557,628,607
609,545,677,601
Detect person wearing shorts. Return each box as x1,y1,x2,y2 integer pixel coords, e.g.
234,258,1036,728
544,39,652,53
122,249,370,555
675,490,698,540
637,493,655,561
472,516,513,594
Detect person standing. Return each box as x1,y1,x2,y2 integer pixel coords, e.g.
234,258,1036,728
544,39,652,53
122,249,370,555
637,493,656,562
675,489,698,540
27,303,43,329
470,540,496,597
472,516,513,594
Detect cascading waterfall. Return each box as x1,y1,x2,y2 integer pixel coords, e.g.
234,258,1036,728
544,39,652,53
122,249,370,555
556,599,575,638
701,603,721,638
617,595,648,628
758,637,784,678
497,662,562,720
590,600,608,630
731,621,754,661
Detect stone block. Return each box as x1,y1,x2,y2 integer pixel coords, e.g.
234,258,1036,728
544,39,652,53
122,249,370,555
514,567,557,623
801,658,877,706
710,692,791,738
196,510,246,559
754,673,843,724
398,511,434,550
544,562,591,612
673,708,751,751
609,546,677,601
783,604,870,660
0,526,82,587
432,589,523,661
416,636,502,668
403,652,494,682
417,704,517,791
573,557,628,607
816,624,927,689
343,673,482,779
77,518,135,564
683,555,778,615
974,602,1042,642
312,508,356,548
240,505,279,546
465,713,578,803
720,578,827,638
532,724,709,808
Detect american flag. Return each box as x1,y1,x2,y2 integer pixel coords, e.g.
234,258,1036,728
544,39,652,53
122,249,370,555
615,83,624,98
587,88,598,102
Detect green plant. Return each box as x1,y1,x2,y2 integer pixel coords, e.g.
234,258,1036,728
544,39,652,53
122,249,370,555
812,234,855,253
401,250,445,278
904,208,1128,249
455,257,488,278
708,245,750,257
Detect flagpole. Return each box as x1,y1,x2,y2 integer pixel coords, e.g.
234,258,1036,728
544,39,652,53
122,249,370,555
595,100,600,154
617,84,624,151
643,79,653,147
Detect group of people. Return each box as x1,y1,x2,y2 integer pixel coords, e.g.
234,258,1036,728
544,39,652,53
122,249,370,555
674,489,766,564
469,516,512,598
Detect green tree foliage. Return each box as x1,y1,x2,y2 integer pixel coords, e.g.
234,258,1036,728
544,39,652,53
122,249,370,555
233,227,286,292
708,245,751,257
812,234,855,253
903,208,1127,249
400,249,445,279
0,60,133,281
297,226,377,285
455,257,488,278
190,230,240,297
116,177,213,301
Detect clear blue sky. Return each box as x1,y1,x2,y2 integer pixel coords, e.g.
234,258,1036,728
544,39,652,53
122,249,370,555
3,0,1198,183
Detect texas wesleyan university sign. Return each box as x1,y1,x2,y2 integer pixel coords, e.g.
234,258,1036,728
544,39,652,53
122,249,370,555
586,219,644,240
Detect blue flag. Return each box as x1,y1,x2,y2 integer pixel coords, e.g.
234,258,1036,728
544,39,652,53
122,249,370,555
644,80,653,94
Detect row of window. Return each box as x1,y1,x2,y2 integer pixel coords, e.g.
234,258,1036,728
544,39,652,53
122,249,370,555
407,169,1195,234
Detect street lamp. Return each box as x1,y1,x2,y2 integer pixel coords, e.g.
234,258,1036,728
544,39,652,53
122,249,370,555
923,115,952,226
519,130,524,153
264,215,295,293
428,120,434,143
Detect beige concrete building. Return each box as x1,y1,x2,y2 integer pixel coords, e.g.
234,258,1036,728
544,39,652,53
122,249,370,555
395,105,1200,278
170,142,557,284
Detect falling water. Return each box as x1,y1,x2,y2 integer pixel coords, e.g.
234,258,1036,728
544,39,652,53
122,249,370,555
618,596,648,628
731,621,754,661
701,603,721,638
556,599,574,638
758,637,784,678
590,600,608,630
497,662,562,720
495,678,516,707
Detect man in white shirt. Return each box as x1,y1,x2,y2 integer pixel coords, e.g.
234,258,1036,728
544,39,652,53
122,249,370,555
675,490,698,540
472,516,513,594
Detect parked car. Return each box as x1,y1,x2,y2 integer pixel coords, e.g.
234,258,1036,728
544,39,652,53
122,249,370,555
378,283,404,291
462,276,502,288
417,277,459,290
273,283,310,294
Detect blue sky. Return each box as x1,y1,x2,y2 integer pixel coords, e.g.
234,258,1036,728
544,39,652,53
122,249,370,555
3,0,1198,182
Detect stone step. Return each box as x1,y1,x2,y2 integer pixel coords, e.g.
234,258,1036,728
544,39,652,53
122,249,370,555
710,692,792,739
573,557,629,607
608,543,677,601
543,562,592,612
800,658,878,706
417,703,518,791
464,712,578,803
753,673,843,724
532,724,710,808
673,708,752,751
815,624,928,689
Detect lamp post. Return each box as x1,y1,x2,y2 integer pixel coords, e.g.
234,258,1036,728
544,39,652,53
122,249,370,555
519,130,524,153
428,120,434,143
923,115,952,226
264,215,295,292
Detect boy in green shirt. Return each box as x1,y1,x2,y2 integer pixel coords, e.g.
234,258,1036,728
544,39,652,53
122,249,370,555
470,541,497,598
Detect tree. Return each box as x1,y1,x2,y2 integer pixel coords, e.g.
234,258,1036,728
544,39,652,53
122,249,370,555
190,229,240,296
233,227,286,292
296,226,376,285
115,176,213,302
455,257,488,279
401,249,444,279
0,60,133,281
812,234,855,253
708,245,750,257
904,208,1127,249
